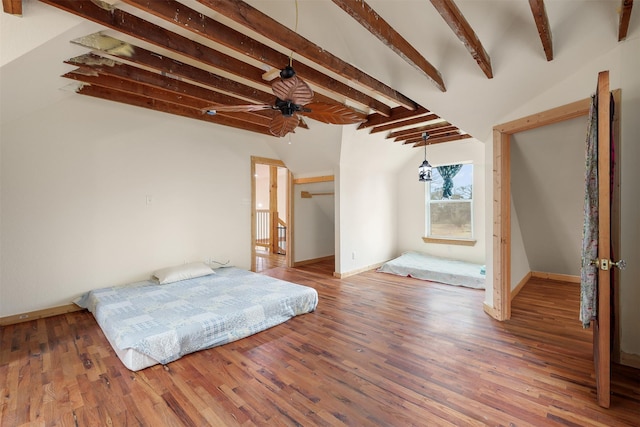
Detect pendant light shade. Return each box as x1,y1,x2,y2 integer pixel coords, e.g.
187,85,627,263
419,158,432,182
418,132,432,182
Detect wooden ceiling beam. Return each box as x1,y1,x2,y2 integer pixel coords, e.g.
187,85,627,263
618,0,634,41
393,125,459,143
120,0,390,116
413,133,472,147
2,0,21,15
430,0,493,78
369,113,440,134
62,63,273,126
403,130,460,144
194,0,418,111
386,121,452,139
39,0,276,91
359,106,431,129
74,84,274,136
528,0,554,61
71,35,276,106
330,0,445,92
63,72,273,128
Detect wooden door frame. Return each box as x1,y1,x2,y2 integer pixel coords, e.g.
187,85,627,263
250,156,293,271
489,89,621,321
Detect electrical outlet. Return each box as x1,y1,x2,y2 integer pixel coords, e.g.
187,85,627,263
352,251,356,260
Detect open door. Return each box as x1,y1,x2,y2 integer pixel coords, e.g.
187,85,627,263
591,70,623,408
585,70,626,408
593,70,612,409
493,71,622,408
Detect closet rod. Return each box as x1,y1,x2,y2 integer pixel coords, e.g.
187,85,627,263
301,191,334,198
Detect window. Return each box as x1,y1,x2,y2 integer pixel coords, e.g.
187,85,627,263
425,163,473,240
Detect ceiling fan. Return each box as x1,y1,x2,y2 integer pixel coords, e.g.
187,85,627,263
203,66,366,137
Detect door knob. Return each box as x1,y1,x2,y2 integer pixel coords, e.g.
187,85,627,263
592,258,626,271
610,259,626,270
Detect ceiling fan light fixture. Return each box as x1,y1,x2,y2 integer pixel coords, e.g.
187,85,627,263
275,98,299,117
280,65,296,79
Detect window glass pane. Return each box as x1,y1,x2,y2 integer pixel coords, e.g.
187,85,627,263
429,201,472,238
425,163,473,239
430,164,473,200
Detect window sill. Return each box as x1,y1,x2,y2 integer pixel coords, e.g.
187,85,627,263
422,237,477,246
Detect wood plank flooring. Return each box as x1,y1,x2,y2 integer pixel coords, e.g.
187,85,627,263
1,261,639,426
255,249,286,273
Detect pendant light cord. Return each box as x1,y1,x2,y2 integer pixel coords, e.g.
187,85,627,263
289,0,299,67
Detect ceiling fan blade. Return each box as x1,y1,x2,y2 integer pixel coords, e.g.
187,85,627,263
203,104,273,113
300,102,367,125
269,114,299,137
272,76,314,105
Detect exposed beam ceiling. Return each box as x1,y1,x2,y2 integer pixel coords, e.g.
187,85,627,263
330,0,446,92
529,0,554,61
195,0,418,110
412,133,472,147
619,0,634,41
3,0,636,147
1,0,20,15
429,0,493,79
120,0,392,116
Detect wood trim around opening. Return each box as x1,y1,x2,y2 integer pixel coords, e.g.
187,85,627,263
251,156,292,271
490,88,621,322
491,97,591,321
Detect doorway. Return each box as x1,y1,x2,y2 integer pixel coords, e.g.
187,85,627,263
489,89,620,323
251,156,293,272
492,78,621,408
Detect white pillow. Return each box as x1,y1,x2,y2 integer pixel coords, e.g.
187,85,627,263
153,262,215,284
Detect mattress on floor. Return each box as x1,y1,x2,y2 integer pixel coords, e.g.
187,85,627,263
75,267,318,371
378,251,485,289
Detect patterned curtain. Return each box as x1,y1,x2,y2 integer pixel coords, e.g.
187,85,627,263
580,95,599,329
437,164,463,199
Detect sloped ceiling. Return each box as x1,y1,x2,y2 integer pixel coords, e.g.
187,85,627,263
1,0,637,152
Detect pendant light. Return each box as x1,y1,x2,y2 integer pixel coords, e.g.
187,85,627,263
418,132,432,182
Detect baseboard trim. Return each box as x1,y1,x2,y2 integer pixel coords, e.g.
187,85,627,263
334,261,385,279
0,303,84,326
511,272,532,301
531,271,580,283
483,302,499,319
620,351,640,369
293,255,335,267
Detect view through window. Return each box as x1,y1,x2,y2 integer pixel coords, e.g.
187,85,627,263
425,163,473,239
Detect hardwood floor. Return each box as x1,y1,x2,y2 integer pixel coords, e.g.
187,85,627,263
1,261,639,426
254,248,287,273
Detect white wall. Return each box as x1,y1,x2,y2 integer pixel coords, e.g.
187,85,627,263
334,125,411,274
0,95,278,317
619,37,640,360
484,37,640,360
293,181,335,263
511,117,587,277
397,138,486,264
510,198,530,289
336,165,398,274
